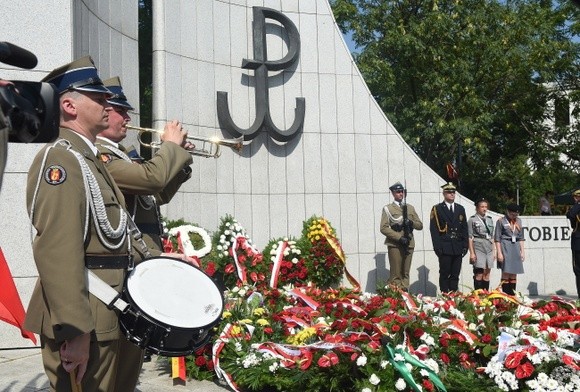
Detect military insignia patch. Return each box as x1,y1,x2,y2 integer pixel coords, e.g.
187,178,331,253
100,153,112,164
44,165,67,185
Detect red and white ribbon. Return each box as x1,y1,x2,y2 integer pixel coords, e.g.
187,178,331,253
289,288,320,310
270,240,288,288
231,234,248,283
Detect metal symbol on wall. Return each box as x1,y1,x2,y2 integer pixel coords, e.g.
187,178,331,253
217,7,305,142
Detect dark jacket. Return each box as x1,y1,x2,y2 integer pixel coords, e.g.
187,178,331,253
429,202,469,256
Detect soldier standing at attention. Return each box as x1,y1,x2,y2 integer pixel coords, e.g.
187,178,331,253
566,188,580,298
25,56,142,391
380,182,423,291
429,182,469,293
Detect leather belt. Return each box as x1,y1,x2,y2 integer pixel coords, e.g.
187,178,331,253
85,254,130,269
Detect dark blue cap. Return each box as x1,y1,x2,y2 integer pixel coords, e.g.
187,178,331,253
103,76,134,110
41,55,111,95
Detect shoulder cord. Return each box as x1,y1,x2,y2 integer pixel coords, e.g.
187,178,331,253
432,205,447,234
98,143,156,212
384,205,403,224
30,140,127,250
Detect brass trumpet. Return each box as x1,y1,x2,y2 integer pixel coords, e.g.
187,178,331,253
125,125,243,158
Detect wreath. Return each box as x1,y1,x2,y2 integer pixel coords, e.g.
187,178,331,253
168,224,212,258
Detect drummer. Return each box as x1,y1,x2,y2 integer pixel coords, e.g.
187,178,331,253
25,56,142,391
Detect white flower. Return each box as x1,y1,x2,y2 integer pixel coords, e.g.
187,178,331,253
224,230,231,235
269,362,279,373
380,360,389,369
292,258,299,264
356,355,367,366
361,389,371,392
395,378,406,390
369,374,380,385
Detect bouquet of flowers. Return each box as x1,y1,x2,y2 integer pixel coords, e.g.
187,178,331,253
301,216,346,289
262,237,309,288
206,215,265,289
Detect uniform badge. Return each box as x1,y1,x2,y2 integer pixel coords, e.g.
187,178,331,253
459,214,464,221
44,165,67,185
100,153,112,164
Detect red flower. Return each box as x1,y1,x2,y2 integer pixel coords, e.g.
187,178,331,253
391,324,400,332
264,327,273,335
514,361,534,379
422,379,434,392
505,351,526,369
224,263,235,274
440,353,450,364
195,356,206,367
413,328,425,338
317,352,339,368
204,262,216,277
480,334,492,344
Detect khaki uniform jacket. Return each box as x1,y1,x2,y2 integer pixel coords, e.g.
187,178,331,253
25,128,129,343
380,202,423,248
96,139,192,251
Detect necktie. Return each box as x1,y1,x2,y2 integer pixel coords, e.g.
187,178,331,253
449,204,453,213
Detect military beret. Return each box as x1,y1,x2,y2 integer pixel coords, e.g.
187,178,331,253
573,189,580,197
103,76,134,110
506,203,520,213
389,182,405,192
41,55,111,95
441,182,457,192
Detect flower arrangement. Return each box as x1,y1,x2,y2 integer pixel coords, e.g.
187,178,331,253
205,215,265,289
302,216,346,288
262,237,309,288
160,214,580,392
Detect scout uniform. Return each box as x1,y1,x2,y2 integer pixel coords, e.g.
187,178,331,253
429,182,469,293
380,182,423,290
467,198,495,290
25,57,140,392
96,77,193,252
566,189,580,297
494,203,525,295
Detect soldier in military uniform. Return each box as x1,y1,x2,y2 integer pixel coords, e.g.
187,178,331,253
96,76,196,367
380,182,423,291
25,57,142,391
567,189,580,298
467,198,495,291
96,77,194,252
429,182,469,293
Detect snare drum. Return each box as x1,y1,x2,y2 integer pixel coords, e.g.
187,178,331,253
119,257,224,356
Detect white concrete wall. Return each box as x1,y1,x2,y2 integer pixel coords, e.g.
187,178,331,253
153,0,575,297
0,0,139,348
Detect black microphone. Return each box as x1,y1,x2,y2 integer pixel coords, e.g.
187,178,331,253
0,42,38,69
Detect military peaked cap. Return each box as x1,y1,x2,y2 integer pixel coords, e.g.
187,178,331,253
441,182,457,192
42,55,111,95
573,189,580,197
103,76,134,110
389,182,405,192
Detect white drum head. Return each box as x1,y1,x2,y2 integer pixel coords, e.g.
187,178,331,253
126,257,223,328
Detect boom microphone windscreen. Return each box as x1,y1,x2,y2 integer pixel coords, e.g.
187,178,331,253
0,42,38,69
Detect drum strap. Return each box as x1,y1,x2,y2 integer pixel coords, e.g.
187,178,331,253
85,268,130,312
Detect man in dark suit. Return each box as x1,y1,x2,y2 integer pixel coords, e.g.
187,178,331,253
429,182,469,293
567,188,580,298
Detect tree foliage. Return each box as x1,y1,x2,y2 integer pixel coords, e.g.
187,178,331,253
332,0,580,213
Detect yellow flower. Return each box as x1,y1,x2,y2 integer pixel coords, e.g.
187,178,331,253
286,327,316,345
231,325,242,335
223,311,232,318
239,319,253,325
253,308,266,316
256,319,270,326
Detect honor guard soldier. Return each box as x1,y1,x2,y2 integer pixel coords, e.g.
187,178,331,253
567,188,580,298
429,182,468,293
467,198,495,291
96,77,194,252
380,182,423,291
25,56,143,391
